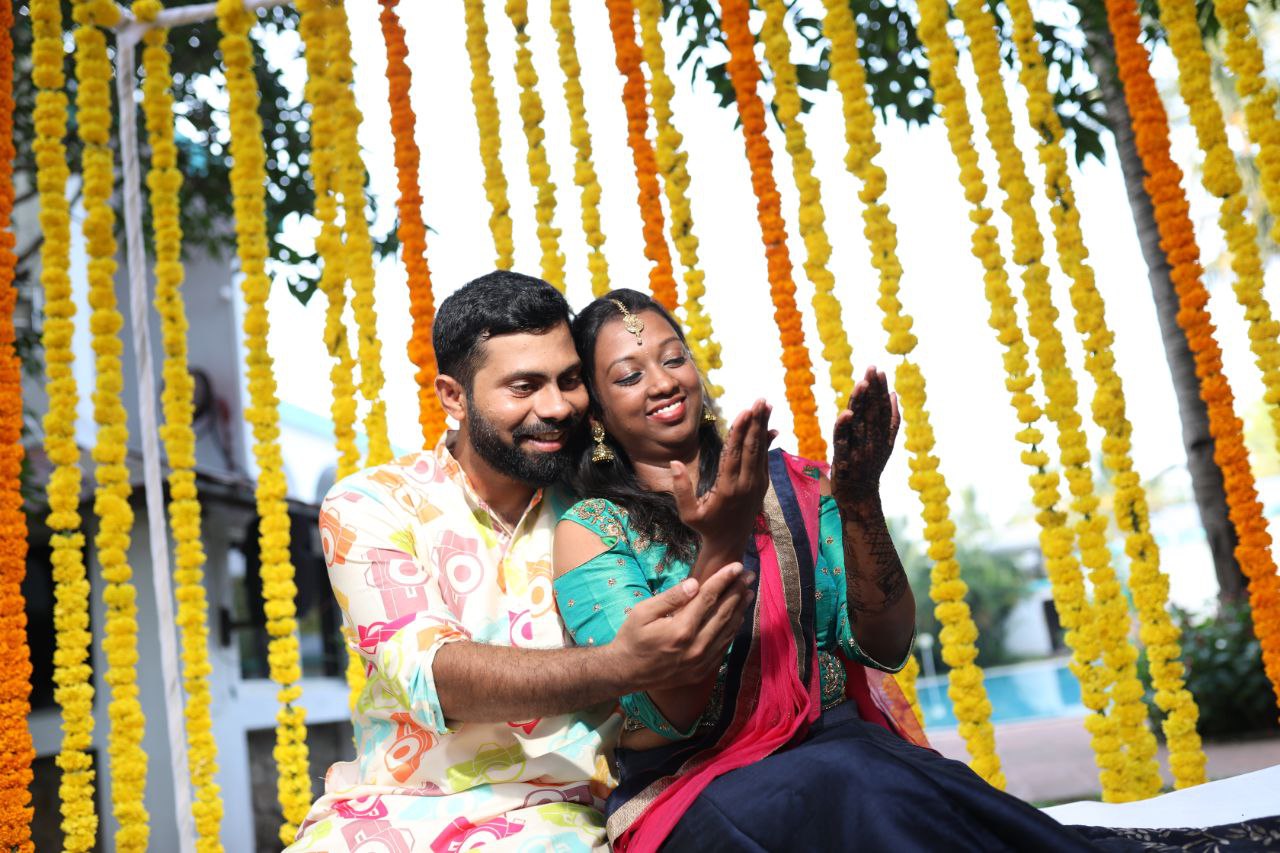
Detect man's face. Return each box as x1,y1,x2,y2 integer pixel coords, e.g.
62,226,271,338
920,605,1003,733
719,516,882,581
463,322,588,486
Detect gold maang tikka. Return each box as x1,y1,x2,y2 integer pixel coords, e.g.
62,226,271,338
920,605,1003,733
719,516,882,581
611,299,644,345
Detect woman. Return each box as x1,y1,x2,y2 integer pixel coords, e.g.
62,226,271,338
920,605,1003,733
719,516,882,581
550,289,1099,851
551,290,1280,853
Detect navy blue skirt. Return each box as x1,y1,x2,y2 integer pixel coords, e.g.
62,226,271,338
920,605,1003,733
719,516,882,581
654,702,1280,852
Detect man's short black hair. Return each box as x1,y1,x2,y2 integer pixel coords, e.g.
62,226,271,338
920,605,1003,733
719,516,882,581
433,270,573,387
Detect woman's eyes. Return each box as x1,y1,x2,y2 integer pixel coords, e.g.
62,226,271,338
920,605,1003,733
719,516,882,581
614,357,685,386
664,356,686,368
615,372,642,386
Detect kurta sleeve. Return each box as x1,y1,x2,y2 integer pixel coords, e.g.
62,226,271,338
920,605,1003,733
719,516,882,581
554,499,700,740
320,475,471,734
819,494,915,673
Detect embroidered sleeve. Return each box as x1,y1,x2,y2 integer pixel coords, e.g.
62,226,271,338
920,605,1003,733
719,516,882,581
555,500,700,740
321,474,471,734
819,495,915,674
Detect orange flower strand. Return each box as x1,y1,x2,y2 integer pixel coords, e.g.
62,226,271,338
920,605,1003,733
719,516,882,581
1102,0,1280,712
720,0,824,460
602,0,678,312
378,0,446,447
0,0,35,843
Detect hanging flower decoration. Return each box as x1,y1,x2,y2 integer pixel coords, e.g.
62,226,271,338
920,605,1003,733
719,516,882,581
817,0,1002,787
602,0,678,312
720,0,824,460
378,0,447,447
549,0,611,297
463,0,516,269
214,0,312,840
72,0,154,845
757,0,853,407
1101,0,1280,717
0,0,35,844
323,0,393,467
300,0,359,482
505,0,567,291
135,1,228,842
32,0,97,846
895,654,925,729
1156,0,1280,474
1210,0,1280,246
633,0,722,391
1002,0,1206,791
953,0,1161,800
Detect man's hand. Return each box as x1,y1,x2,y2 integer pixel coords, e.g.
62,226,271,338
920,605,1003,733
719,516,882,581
671,399,775,561
607,562,755,692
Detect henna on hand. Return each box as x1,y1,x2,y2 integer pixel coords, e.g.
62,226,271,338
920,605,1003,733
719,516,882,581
842,497,909,616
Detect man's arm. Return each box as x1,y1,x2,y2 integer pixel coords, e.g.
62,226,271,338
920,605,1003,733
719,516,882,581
433,565,753,724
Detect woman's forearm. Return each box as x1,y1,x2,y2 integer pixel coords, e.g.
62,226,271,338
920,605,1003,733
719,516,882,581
840,496,916,665
647,672,718,736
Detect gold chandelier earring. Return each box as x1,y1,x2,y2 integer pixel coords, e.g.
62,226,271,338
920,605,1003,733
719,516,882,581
591,421,615,463
702,405,718,425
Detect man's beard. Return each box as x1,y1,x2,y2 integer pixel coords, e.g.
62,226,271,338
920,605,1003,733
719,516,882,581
466,396,578,487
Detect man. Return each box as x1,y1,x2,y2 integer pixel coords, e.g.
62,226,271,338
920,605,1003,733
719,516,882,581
288,271,753,852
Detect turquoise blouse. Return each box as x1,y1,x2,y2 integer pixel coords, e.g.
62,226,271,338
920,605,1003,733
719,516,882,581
553,483,911,740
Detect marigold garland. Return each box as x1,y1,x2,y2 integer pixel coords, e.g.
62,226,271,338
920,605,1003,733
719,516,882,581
917,0,1134,798
300,0,359,484
895,653,925,728
757,0,853,407
633,0,722,389
379,0,447,447
32,0,97,846
549,0,611,298
0,0,35,843
463,0,516,269
72,0,154,844
322,0,392,467
818,0,1002,786
1209,0,1280,246
955,0,1161,800
505,0,566,291
721,0,824,461
1157,0,1280,474
1003,0,1206,789
214,0,312,840
602,0,678,312
135,4,228,843
1101,0,1280,715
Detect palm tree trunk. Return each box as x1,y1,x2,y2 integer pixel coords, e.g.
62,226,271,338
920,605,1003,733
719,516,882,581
1081,16,1248,601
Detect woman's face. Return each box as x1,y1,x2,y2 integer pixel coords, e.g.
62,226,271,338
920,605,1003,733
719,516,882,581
591,309,704,464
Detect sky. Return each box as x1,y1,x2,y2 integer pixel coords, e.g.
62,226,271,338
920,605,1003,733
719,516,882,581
255,0,1279,598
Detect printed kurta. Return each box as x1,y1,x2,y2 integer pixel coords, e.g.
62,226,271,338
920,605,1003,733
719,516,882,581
288,436,620,853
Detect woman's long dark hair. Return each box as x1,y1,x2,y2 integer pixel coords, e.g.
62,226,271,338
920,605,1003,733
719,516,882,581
567,289,722,564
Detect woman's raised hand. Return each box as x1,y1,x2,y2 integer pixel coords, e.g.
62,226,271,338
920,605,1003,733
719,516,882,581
831,366,901,511
670,399,775,559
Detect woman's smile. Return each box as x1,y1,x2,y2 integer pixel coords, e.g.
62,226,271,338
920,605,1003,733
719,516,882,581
647,396,687,424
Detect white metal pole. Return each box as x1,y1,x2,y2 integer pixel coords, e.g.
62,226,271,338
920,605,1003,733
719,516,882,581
113,27,198,853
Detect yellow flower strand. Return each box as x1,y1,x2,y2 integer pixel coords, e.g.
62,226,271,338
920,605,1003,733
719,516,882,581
299,0,358,481
32,0,97,846
72,1,152,845
463,0,515,268
820,0,1004,787
214,0,311,840
633,0,723,390
135,2,227,842
954,0,1160,800
549,0,611,296
322,0,392,467
297,0,365,708
758,0,853,406
916,0,1127,802
506,0,566,291
1210,0,1280,246
1157,0,1280,466
895,652,925,728
1003,0,1207,790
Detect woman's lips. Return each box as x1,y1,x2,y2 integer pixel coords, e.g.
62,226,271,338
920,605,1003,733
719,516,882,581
647,398,686,424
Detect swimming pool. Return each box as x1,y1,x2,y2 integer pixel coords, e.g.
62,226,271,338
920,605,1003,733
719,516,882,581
914,657,1086,728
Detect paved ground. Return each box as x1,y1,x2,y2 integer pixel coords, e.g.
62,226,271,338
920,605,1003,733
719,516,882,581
926,714,1280,804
